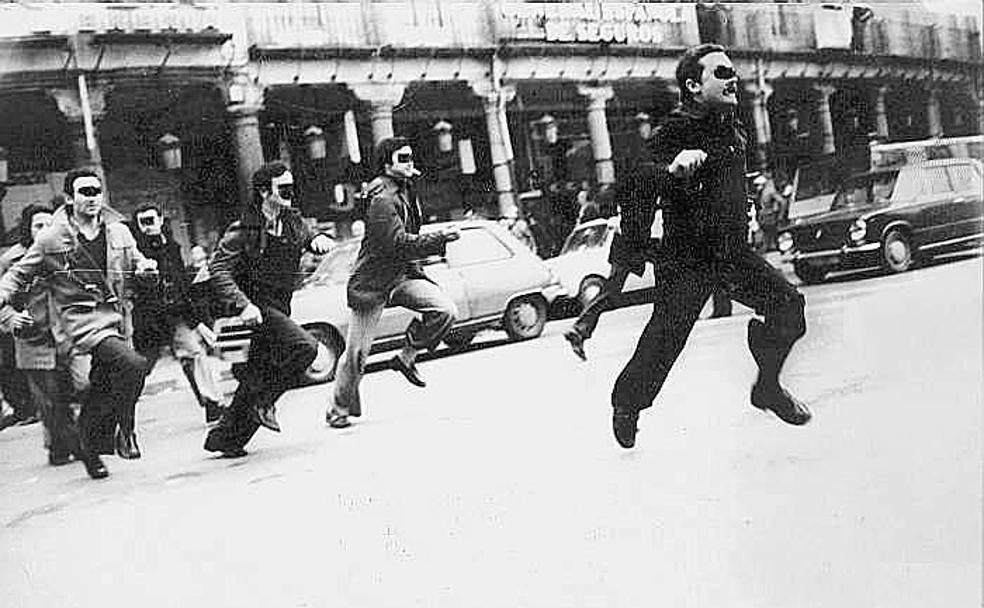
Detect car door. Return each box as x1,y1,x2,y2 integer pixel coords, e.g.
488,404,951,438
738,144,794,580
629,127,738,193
912,164,956,246
944,161,984,240
446,226,528,320
372,255,469,340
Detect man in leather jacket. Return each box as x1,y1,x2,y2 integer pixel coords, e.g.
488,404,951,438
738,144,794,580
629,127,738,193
203,161,332,458
0,169,159,478
327,137,460,429
611,44,811,449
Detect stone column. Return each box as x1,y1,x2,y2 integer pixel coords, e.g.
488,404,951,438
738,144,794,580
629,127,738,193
745,81,774,171
481,93,517,217
971,79,984,136
576,84,616,186
498,85,517,165
226,76,266,209
874,85,890,140
815,84,837,155
926,85,944,138
977,87,984,136
349,83,407,146
470,80,516,216
49,79,108,174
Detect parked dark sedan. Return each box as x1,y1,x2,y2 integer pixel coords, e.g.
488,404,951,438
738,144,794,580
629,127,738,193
778,158,983,283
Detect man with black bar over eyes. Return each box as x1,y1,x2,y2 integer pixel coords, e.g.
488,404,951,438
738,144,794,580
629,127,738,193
0,169,159,479
326,137,460,430
610,44,812,450
204,161,332,458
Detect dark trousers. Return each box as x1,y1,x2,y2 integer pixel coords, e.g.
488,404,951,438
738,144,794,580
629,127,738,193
1,335,34,419
80,337,149,455
572,264,630,339
710,288,733,318
135,312,218,408
206,308,318,450
612,248,806,412
25,367,80,458
332,279,456,418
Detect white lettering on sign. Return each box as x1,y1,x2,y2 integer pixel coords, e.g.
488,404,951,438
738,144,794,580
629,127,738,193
500,2,696,45
0,5,228,37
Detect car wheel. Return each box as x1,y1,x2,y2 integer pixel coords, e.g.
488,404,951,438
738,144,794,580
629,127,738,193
503,295,547,341
793,262,827,285
302,324,343,385
578,275,606,309
444,329,476,350
882,229,913,273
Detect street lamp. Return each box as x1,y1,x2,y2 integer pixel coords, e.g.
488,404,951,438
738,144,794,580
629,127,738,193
157,133,182,171
433,119,453,153
305,125,326,160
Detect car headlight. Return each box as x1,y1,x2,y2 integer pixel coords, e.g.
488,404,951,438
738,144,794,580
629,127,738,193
848,218,867,245
777,231,794,253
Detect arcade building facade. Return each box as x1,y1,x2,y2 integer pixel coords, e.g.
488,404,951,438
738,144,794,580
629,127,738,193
0,1,980,255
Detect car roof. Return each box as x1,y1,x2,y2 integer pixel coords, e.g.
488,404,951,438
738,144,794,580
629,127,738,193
850,157,981,180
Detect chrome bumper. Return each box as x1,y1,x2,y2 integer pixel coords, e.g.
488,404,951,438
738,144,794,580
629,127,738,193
790,242,880,262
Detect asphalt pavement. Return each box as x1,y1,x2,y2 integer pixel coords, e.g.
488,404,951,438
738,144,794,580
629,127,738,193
0,251,980,608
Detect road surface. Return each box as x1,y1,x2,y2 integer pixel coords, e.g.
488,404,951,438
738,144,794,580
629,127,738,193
1,253,980,608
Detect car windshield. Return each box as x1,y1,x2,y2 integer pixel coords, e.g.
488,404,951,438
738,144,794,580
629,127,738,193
795,163,839,202
830,171,898,211
302,241,359,288
561,224,609,254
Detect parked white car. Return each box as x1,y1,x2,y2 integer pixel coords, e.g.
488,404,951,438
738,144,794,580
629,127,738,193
545,216,657,309
291,219,565,384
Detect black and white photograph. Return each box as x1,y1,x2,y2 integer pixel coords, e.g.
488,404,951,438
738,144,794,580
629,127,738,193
0,1,981,606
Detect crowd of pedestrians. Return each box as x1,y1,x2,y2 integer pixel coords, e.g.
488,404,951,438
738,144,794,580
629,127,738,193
0,42,811,480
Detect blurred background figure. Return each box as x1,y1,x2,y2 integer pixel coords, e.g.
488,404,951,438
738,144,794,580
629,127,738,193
1,203,88,465
0,206,45,430
751,172,789,252
575,185,601,225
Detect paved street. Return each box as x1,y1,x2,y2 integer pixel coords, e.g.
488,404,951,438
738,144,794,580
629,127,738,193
1,254,981,608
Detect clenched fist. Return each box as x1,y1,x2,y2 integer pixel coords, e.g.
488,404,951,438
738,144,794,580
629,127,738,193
239,303,264,327
135,258,159,277
667,149,708,179
310,234,332,254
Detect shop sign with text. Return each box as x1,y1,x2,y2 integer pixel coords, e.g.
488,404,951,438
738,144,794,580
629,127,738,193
498,2,699,46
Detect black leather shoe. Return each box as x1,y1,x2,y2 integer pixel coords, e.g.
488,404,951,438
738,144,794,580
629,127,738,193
390,356,426,388
327,410,351,429
16,414,40,426
82,453,109,479
751,383,812,426
48,451,73,466
564,328,587,361
218,447,248,459
0,412,20,431
612,410,639,449
115,429,142,460
251,405,281,433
